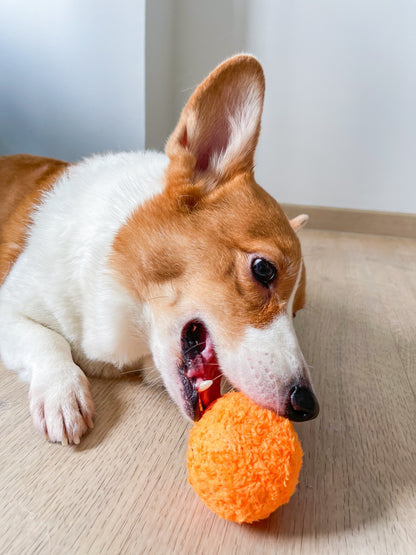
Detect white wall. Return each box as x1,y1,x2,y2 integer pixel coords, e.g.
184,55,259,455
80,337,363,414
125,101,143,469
145,0,243,151
0,0,145,162
145,0,175,150
2,1,414,213
246,0,416,214
146,0,416,214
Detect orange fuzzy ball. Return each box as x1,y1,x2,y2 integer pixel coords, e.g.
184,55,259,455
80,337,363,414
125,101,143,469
187,392,303,523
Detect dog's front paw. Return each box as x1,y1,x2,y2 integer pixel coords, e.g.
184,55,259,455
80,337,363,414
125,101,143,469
29,369,94,445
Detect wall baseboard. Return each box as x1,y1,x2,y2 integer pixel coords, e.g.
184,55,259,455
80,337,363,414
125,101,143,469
281,204,416,239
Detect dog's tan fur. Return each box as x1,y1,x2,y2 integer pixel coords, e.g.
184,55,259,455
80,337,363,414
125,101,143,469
0,154,69,284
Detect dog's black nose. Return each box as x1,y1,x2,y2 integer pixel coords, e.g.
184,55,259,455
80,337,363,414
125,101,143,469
286,386,319,421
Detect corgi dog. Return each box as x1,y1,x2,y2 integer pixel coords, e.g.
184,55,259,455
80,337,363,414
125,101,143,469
0,55,319,445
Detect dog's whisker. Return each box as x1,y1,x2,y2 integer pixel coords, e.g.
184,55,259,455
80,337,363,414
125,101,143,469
200,363,223,370
119,368,140,375
181,85,197,93
182,341,207,356
119,365,156,375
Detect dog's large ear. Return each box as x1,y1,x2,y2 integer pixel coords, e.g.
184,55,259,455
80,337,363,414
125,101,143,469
165,55,265,193
290,214,309,232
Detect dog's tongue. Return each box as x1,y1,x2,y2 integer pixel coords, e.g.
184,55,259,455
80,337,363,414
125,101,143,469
181,321,223,419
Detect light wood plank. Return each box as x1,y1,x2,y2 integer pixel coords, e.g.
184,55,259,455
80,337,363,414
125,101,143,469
1,229,415,554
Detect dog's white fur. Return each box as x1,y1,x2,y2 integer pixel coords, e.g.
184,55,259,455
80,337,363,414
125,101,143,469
0,152,168,442
218,265,308,414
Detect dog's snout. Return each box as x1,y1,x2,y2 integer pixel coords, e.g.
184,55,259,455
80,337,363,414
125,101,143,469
286,385,319,422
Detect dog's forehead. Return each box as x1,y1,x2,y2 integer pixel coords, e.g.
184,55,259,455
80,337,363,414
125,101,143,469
197,175,300,262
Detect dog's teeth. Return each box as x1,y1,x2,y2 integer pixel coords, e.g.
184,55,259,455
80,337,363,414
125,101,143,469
198,380,213,392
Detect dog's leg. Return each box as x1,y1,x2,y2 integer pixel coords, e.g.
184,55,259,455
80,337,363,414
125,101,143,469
0,305,94,444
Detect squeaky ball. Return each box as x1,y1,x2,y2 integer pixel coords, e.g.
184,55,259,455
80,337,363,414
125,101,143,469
187,391,303,523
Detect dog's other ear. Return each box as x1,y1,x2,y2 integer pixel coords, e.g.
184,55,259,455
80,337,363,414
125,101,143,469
290,214,309,232
165,55,265,193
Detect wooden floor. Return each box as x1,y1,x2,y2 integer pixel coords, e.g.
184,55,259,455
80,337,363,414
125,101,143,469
1,229,415,554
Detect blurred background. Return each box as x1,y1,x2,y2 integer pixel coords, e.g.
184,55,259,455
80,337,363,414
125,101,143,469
1,0,415,214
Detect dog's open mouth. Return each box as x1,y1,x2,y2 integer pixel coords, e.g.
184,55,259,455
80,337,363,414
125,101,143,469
180,321,222,420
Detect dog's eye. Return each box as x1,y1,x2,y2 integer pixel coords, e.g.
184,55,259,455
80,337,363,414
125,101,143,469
251,258,277,286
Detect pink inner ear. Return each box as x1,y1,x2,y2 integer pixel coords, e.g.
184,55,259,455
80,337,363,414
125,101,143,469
180,127,188,148
194,118,231,172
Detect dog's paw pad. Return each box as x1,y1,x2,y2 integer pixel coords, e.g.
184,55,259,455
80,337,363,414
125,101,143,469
29,371,94,445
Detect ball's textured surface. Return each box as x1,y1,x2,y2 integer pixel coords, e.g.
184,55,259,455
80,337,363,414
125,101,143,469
187,392,303,523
